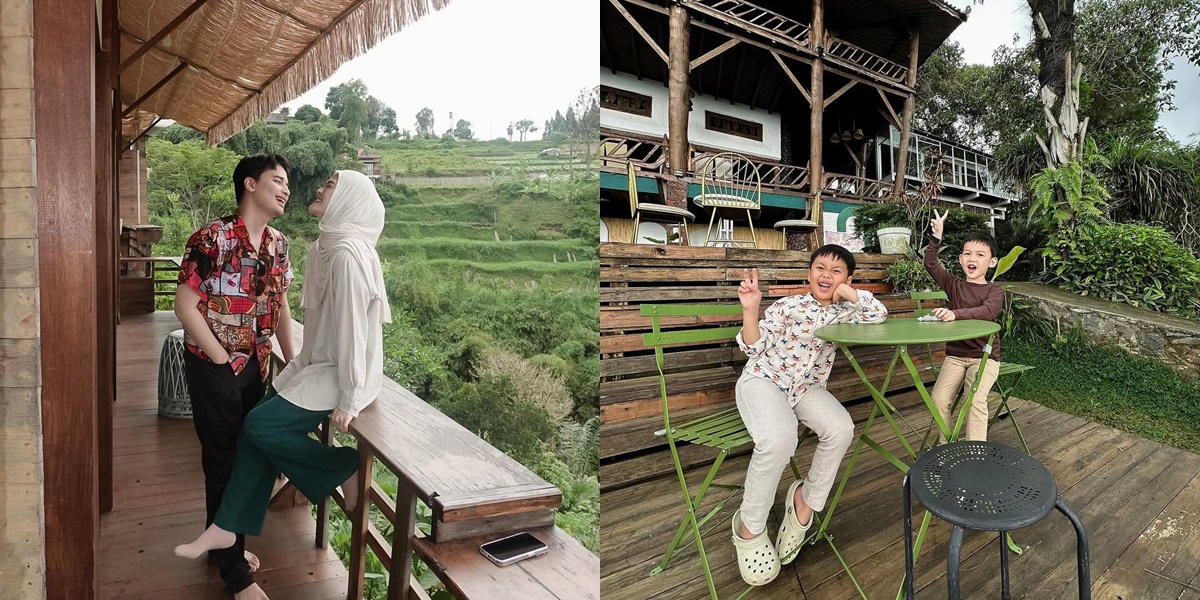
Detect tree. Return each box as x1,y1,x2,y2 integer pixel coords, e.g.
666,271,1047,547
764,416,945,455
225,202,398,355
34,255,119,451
453,119,474,140
294,104,322,124
156,123,204,144
146,138,241,231
514,119,537,142
278,107,290,117
506,123,514,142
568,86,599,141
415,107,436,138
325,80,370,141
379,107,398,138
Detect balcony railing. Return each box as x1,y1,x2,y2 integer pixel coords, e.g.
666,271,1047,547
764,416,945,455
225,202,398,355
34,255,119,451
822,172,895,203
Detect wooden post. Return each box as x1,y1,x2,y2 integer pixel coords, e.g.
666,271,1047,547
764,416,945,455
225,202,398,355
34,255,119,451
667,5,690,176
388,490,418,600
807,0,825,249
892,25,920,192
95,0,117,515
35,0,100,596
348,445,375,600
315,420,333,548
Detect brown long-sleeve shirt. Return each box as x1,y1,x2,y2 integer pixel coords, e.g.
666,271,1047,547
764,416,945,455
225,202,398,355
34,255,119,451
924,238,1004,360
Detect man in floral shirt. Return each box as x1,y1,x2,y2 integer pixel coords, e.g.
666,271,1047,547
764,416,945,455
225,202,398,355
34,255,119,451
729,245,887,587
174,154,296,600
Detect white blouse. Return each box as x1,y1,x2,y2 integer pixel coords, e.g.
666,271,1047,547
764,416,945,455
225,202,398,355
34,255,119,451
273,249,384,417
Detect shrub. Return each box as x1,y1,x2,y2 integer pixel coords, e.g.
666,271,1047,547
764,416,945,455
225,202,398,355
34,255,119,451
1049,223,1200,317
885,255,937,294
854,203,990,256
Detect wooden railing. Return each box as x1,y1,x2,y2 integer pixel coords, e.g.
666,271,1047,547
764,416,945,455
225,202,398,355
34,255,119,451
822,172,895,203
825,36,909,83
269,322,598,600
599,131,667,173
690,150,811,193
119,256,180,313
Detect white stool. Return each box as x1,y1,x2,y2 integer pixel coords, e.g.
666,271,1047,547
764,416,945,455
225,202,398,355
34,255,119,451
157,329,192,419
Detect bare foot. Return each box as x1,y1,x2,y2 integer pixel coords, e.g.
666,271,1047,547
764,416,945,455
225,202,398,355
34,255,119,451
341,470,360,514
233,583,269,600
174,524,236,559
245,550,260,573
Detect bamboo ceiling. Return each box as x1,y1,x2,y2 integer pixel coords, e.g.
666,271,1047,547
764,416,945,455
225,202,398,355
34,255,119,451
118,0,449,144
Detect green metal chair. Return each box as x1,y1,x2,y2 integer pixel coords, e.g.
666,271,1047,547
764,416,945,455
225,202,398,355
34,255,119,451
641,303,801,600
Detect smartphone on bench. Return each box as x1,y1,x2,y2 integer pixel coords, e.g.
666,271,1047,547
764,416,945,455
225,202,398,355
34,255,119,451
480,531,548,567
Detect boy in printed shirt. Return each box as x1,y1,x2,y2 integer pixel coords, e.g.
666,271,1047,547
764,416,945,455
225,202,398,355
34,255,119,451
731,245,887,586
924,209,1006,443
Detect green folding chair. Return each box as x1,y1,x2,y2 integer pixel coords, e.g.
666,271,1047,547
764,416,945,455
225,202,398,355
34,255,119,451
642,303,801,600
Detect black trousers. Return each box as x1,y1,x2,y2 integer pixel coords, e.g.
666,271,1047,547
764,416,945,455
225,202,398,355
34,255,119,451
184,352,265,595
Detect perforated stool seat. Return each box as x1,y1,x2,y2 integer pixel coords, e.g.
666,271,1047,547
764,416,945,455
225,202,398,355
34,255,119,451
157,329,193,419
903,441,1090,600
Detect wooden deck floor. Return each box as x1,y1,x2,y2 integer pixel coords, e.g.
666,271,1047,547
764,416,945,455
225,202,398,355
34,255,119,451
101,312,348,600
601,395,1200,599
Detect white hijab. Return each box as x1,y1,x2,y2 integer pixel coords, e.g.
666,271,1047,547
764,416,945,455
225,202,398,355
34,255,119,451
300,170,392,324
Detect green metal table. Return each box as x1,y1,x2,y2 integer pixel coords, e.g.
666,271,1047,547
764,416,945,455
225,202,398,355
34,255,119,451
809,319,1000,599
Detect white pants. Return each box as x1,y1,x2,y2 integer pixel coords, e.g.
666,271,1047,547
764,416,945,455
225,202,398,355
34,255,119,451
735,374,855,536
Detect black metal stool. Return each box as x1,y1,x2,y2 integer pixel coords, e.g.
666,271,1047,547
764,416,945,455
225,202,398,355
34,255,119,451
903,441,1091,600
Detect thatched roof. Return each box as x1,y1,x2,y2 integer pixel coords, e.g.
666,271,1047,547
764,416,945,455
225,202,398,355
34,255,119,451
118,0,450,144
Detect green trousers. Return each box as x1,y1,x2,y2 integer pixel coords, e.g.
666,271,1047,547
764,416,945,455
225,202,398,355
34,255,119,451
214,392,359,536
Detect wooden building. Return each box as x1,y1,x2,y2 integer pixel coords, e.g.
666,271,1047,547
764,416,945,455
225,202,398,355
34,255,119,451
599,0,973,249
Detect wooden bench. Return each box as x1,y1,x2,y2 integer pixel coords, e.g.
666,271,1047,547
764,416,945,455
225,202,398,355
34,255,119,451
271,322,598,600
600,243,947,490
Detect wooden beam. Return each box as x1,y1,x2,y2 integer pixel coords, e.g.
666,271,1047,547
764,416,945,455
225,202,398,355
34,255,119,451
877,87,902,128
690,38,739,71
119,0,213,71
809,0,826,248
97,0,119,516
126,116,162,151
609,0,669,64
35,0,99,596
748,58,768,107
893,25,920,190
729,48,746,105
601,28,617,74
668,4,690,174
771,51,811,105
121,61,187,118
823,79,857,109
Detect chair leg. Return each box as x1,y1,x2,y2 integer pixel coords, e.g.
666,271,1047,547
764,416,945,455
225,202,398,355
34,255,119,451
1056,498,1092,600
745,209,757,249
632,212,642,244
903,475,916,600
704,208,719,247
947,526,964,600
999,530,1011,600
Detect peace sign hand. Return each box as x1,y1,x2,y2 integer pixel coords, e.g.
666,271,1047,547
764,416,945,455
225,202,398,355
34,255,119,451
738,268,762,312
930,209,948,240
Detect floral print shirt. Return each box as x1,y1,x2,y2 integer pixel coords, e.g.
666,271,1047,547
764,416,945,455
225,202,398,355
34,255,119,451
178,215,294,382
737,291,888,406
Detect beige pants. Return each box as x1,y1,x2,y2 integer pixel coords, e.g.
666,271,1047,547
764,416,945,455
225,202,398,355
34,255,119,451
931,355,1000,443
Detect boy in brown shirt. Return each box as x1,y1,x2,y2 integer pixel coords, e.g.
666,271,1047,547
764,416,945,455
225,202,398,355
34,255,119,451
924,209,1005,442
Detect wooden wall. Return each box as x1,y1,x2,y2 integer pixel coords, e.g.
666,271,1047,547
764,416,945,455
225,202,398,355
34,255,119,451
599,243,944,490
0,0,45,596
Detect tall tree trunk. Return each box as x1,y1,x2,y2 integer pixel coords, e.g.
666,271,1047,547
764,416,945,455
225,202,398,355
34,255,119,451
1027,0,1077,117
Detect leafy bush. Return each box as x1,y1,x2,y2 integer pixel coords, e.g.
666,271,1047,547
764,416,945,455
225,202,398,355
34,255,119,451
885,255,938,294
432,378,557,466
854,203,990,256
1048,222,1200,317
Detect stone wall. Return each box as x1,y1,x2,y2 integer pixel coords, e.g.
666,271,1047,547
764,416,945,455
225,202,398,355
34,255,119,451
0,0,46,596
1007,282,1200,380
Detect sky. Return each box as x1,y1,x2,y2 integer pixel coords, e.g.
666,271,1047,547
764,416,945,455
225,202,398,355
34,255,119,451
945,0,1199,141
281,0,598,140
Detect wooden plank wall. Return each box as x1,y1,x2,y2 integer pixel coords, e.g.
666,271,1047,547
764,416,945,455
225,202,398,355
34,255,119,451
599,243,944,489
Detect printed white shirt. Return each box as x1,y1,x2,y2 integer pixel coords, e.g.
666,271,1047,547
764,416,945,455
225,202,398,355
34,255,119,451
737,291,888,406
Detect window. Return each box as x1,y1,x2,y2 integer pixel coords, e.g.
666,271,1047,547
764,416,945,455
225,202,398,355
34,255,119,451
600,85,652,117
704,111,763,142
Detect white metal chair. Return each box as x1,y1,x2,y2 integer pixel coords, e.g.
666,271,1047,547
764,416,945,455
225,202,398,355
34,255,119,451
627,161,694,245
694,153,761,248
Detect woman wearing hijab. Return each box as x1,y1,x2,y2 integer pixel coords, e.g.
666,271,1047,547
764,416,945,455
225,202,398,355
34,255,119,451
174,170,391,573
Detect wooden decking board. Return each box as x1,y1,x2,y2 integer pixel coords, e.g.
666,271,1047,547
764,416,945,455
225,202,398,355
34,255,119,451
100,312,347,600
601,396,1200,599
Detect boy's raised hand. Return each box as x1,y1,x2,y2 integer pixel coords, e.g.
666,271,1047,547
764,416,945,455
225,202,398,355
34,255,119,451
738,268,762,312
931,208,948,240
